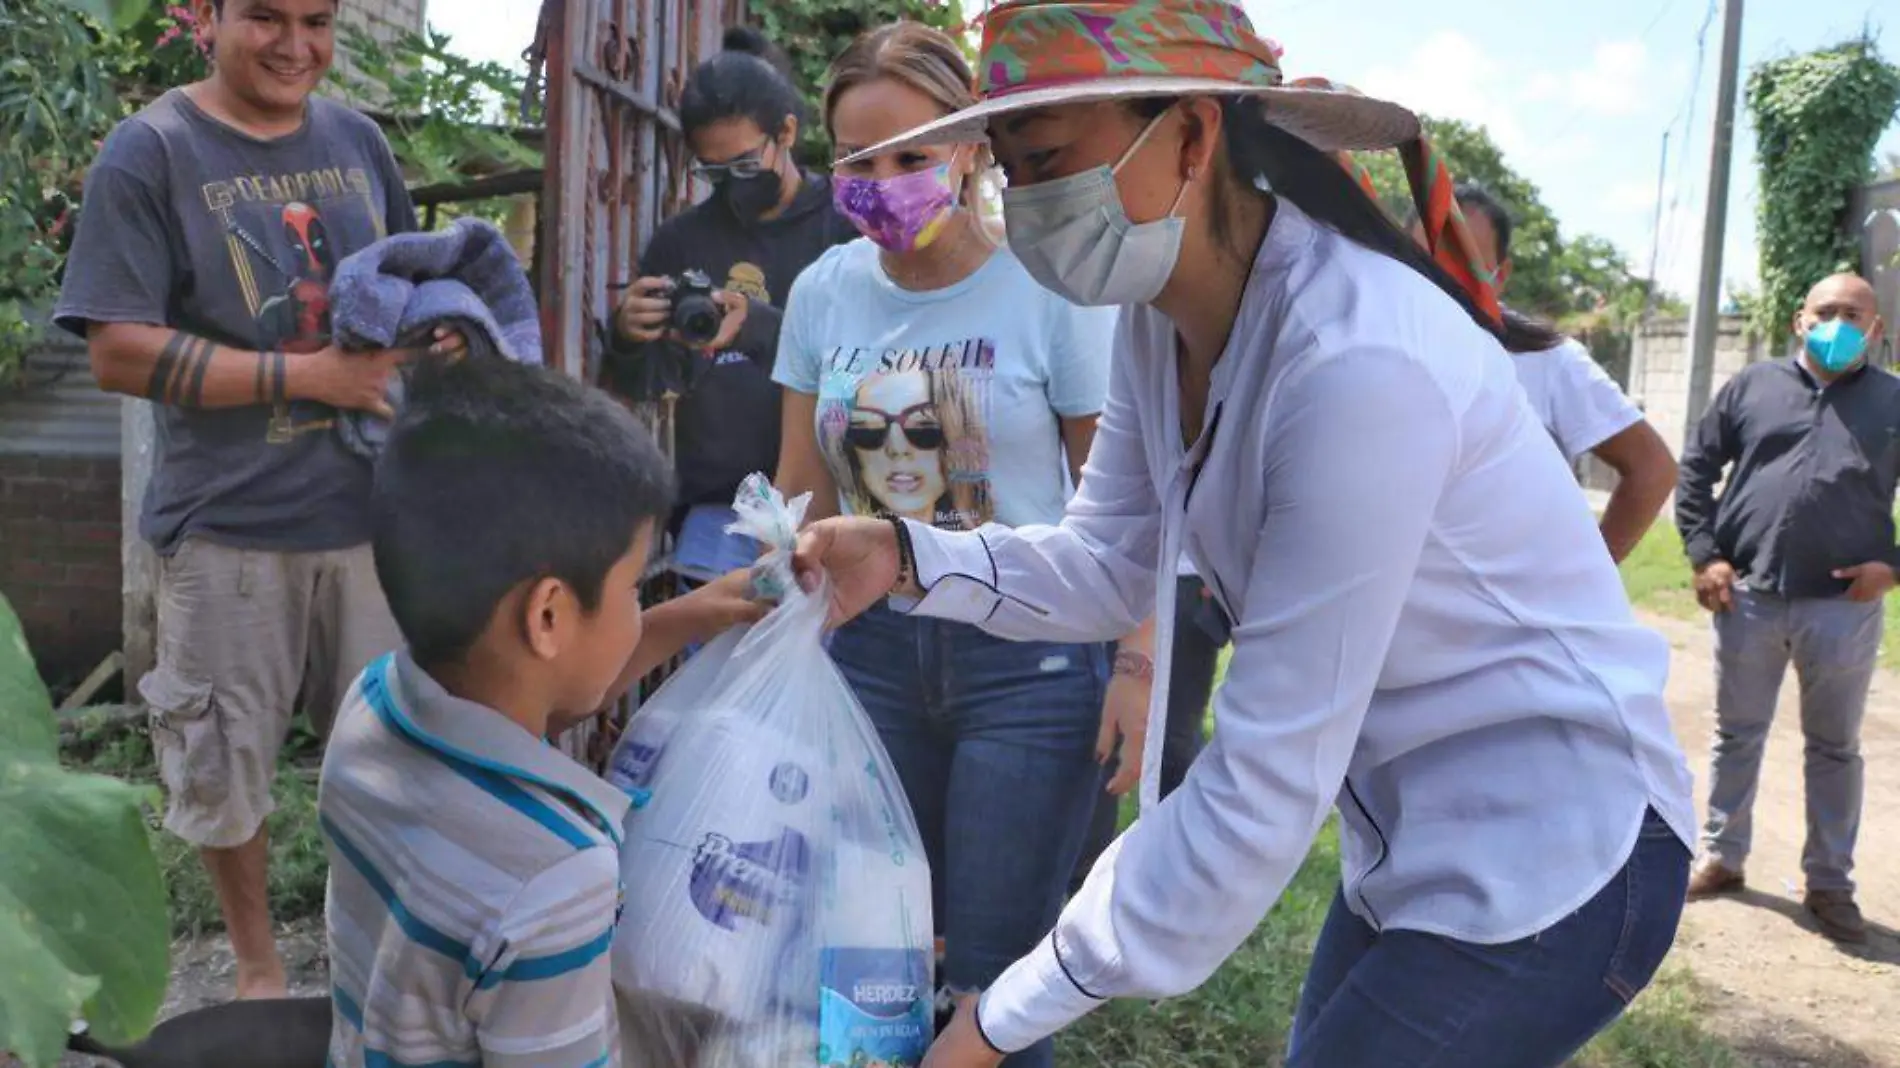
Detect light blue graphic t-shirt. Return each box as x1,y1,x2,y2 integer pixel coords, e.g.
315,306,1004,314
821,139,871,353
774,239,1116,531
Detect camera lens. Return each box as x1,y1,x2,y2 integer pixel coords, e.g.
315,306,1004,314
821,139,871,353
672,292,722,345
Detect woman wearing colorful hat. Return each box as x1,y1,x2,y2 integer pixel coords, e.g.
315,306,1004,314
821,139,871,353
792,1,1697,1065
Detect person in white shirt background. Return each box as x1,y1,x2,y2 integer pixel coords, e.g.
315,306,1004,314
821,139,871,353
1411,183,1678,563
790,1,1696,1066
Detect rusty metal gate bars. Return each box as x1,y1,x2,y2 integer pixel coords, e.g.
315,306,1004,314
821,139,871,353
533,0,748,768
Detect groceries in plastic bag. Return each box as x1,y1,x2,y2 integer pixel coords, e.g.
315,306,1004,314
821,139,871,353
611,474,935,1068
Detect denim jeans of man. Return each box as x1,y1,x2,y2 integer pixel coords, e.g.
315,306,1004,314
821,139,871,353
1071,575,1227,893
1286,808,1689,1067
1705,587,1879,890
828,604,1107,1068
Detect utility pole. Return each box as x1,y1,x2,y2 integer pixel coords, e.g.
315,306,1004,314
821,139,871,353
1682,0,1745,449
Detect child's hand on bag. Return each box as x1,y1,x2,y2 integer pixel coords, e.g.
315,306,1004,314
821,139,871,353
691,566,773,635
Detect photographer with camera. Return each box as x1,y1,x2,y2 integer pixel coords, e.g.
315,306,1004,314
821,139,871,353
610,27,855,584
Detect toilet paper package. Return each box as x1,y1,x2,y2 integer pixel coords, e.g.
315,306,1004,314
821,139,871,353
605,627,744,796
611,475,935,1068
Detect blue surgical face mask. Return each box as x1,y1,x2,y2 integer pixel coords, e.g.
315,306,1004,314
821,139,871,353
1805,319,1868,374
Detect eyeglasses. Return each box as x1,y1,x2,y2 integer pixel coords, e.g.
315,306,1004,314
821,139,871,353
844,402,945,451
692,139,775,182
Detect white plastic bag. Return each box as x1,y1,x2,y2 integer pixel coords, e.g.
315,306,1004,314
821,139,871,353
611,474,935,1068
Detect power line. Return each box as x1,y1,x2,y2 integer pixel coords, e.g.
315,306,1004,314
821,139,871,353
1656,0,1721,289
1641,128,1672,318
1539,0,1682,146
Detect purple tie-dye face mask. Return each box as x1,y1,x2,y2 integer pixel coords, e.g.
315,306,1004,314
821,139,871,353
832,163,960,253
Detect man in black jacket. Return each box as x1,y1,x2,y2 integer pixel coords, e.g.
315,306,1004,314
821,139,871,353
1675,272,1892,944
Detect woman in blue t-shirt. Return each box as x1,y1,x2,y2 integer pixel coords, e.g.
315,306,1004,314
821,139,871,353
771,22,1157,1068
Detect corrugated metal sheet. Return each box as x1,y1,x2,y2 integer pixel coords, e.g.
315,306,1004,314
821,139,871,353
0,337,120,459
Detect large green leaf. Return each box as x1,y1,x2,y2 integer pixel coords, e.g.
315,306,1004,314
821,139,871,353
49,0,150,31
0,593,169,1068
0,596,55,762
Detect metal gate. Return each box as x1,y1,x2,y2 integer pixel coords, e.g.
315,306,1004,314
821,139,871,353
1853,177,1900,369
532,0,745,384
530,0,748,767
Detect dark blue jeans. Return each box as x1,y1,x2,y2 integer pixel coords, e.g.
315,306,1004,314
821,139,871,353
829,605,1108,1068
1287,808,1690,1067
1072,574,1228,892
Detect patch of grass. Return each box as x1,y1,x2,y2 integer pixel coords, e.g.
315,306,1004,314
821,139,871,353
152,766,328,938
1620,520,1900,667
65,717,331,938
1619,523,1698,619
1055,823,1739,1067
1575,970,1744,1068
1056,826,1337,1067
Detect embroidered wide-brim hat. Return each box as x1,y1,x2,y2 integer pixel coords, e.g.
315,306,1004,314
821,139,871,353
840,0,1421,164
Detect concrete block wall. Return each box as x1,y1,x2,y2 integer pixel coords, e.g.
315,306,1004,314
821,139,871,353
332,0,429,94
1628,315,1776,457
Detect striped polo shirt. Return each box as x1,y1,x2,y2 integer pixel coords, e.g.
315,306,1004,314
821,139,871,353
320,652,632,1068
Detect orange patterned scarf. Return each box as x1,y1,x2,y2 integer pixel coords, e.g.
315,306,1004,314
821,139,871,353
1291,76,1504,330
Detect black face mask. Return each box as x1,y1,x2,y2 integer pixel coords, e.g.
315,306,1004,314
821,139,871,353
719,169,785,222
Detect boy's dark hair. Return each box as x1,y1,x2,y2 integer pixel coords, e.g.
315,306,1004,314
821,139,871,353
679,26,805,142
1452,181,1515,264
371,357,674,669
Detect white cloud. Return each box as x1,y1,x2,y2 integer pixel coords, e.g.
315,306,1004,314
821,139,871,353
1608,178,1665,214
1562,40,1649,118
1359,30,1533,157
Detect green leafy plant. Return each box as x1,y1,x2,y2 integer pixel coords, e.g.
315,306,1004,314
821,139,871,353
329,21,540,189
99,3,210,96
1745,37,1900,338
0,0,131,390
751,0,967,166
0,593,170,1068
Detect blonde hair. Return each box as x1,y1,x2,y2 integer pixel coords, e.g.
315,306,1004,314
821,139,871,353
823,22,988,208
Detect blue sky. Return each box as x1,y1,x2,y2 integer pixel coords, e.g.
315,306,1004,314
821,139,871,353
432,0,1900,309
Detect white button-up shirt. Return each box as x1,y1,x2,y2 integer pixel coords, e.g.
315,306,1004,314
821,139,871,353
901,200,1695,1054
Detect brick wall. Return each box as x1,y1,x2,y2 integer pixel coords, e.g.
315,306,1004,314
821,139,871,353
0,454,123,688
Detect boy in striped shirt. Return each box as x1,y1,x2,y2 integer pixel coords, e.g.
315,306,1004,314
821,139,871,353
319,356,763,1068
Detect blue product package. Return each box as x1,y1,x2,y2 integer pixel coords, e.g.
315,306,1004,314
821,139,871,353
816,947,932,1068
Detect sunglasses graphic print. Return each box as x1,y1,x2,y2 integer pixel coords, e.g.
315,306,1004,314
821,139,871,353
815,338,1000,532
845,402,947,452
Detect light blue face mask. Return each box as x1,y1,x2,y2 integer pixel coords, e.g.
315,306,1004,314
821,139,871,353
1805,319,1868,374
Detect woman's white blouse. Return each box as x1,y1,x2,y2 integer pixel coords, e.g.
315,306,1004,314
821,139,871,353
899,199,1695,1053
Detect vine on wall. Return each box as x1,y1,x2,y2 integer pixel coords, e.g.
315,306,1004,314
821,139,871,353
1745,37,1900,338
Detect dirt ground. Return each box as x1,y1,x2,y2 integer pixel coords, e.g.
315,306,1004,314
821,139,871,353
1646,610,1900,1068
46,610,1900,1068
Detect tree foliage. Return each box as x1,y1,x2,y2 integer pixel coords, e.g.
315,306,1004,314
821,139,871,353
1357,116,1673,332
0,0,128,389
1745,37,1900,337
328,21,541,190
751,0,967,166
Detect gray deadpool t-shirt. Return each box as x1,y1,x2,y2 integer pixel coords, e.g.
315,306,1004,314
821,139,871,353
56,89,416,555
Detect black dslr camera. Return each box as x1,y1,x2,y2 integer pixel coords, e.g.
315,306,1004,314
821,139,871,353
667,270,723,346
